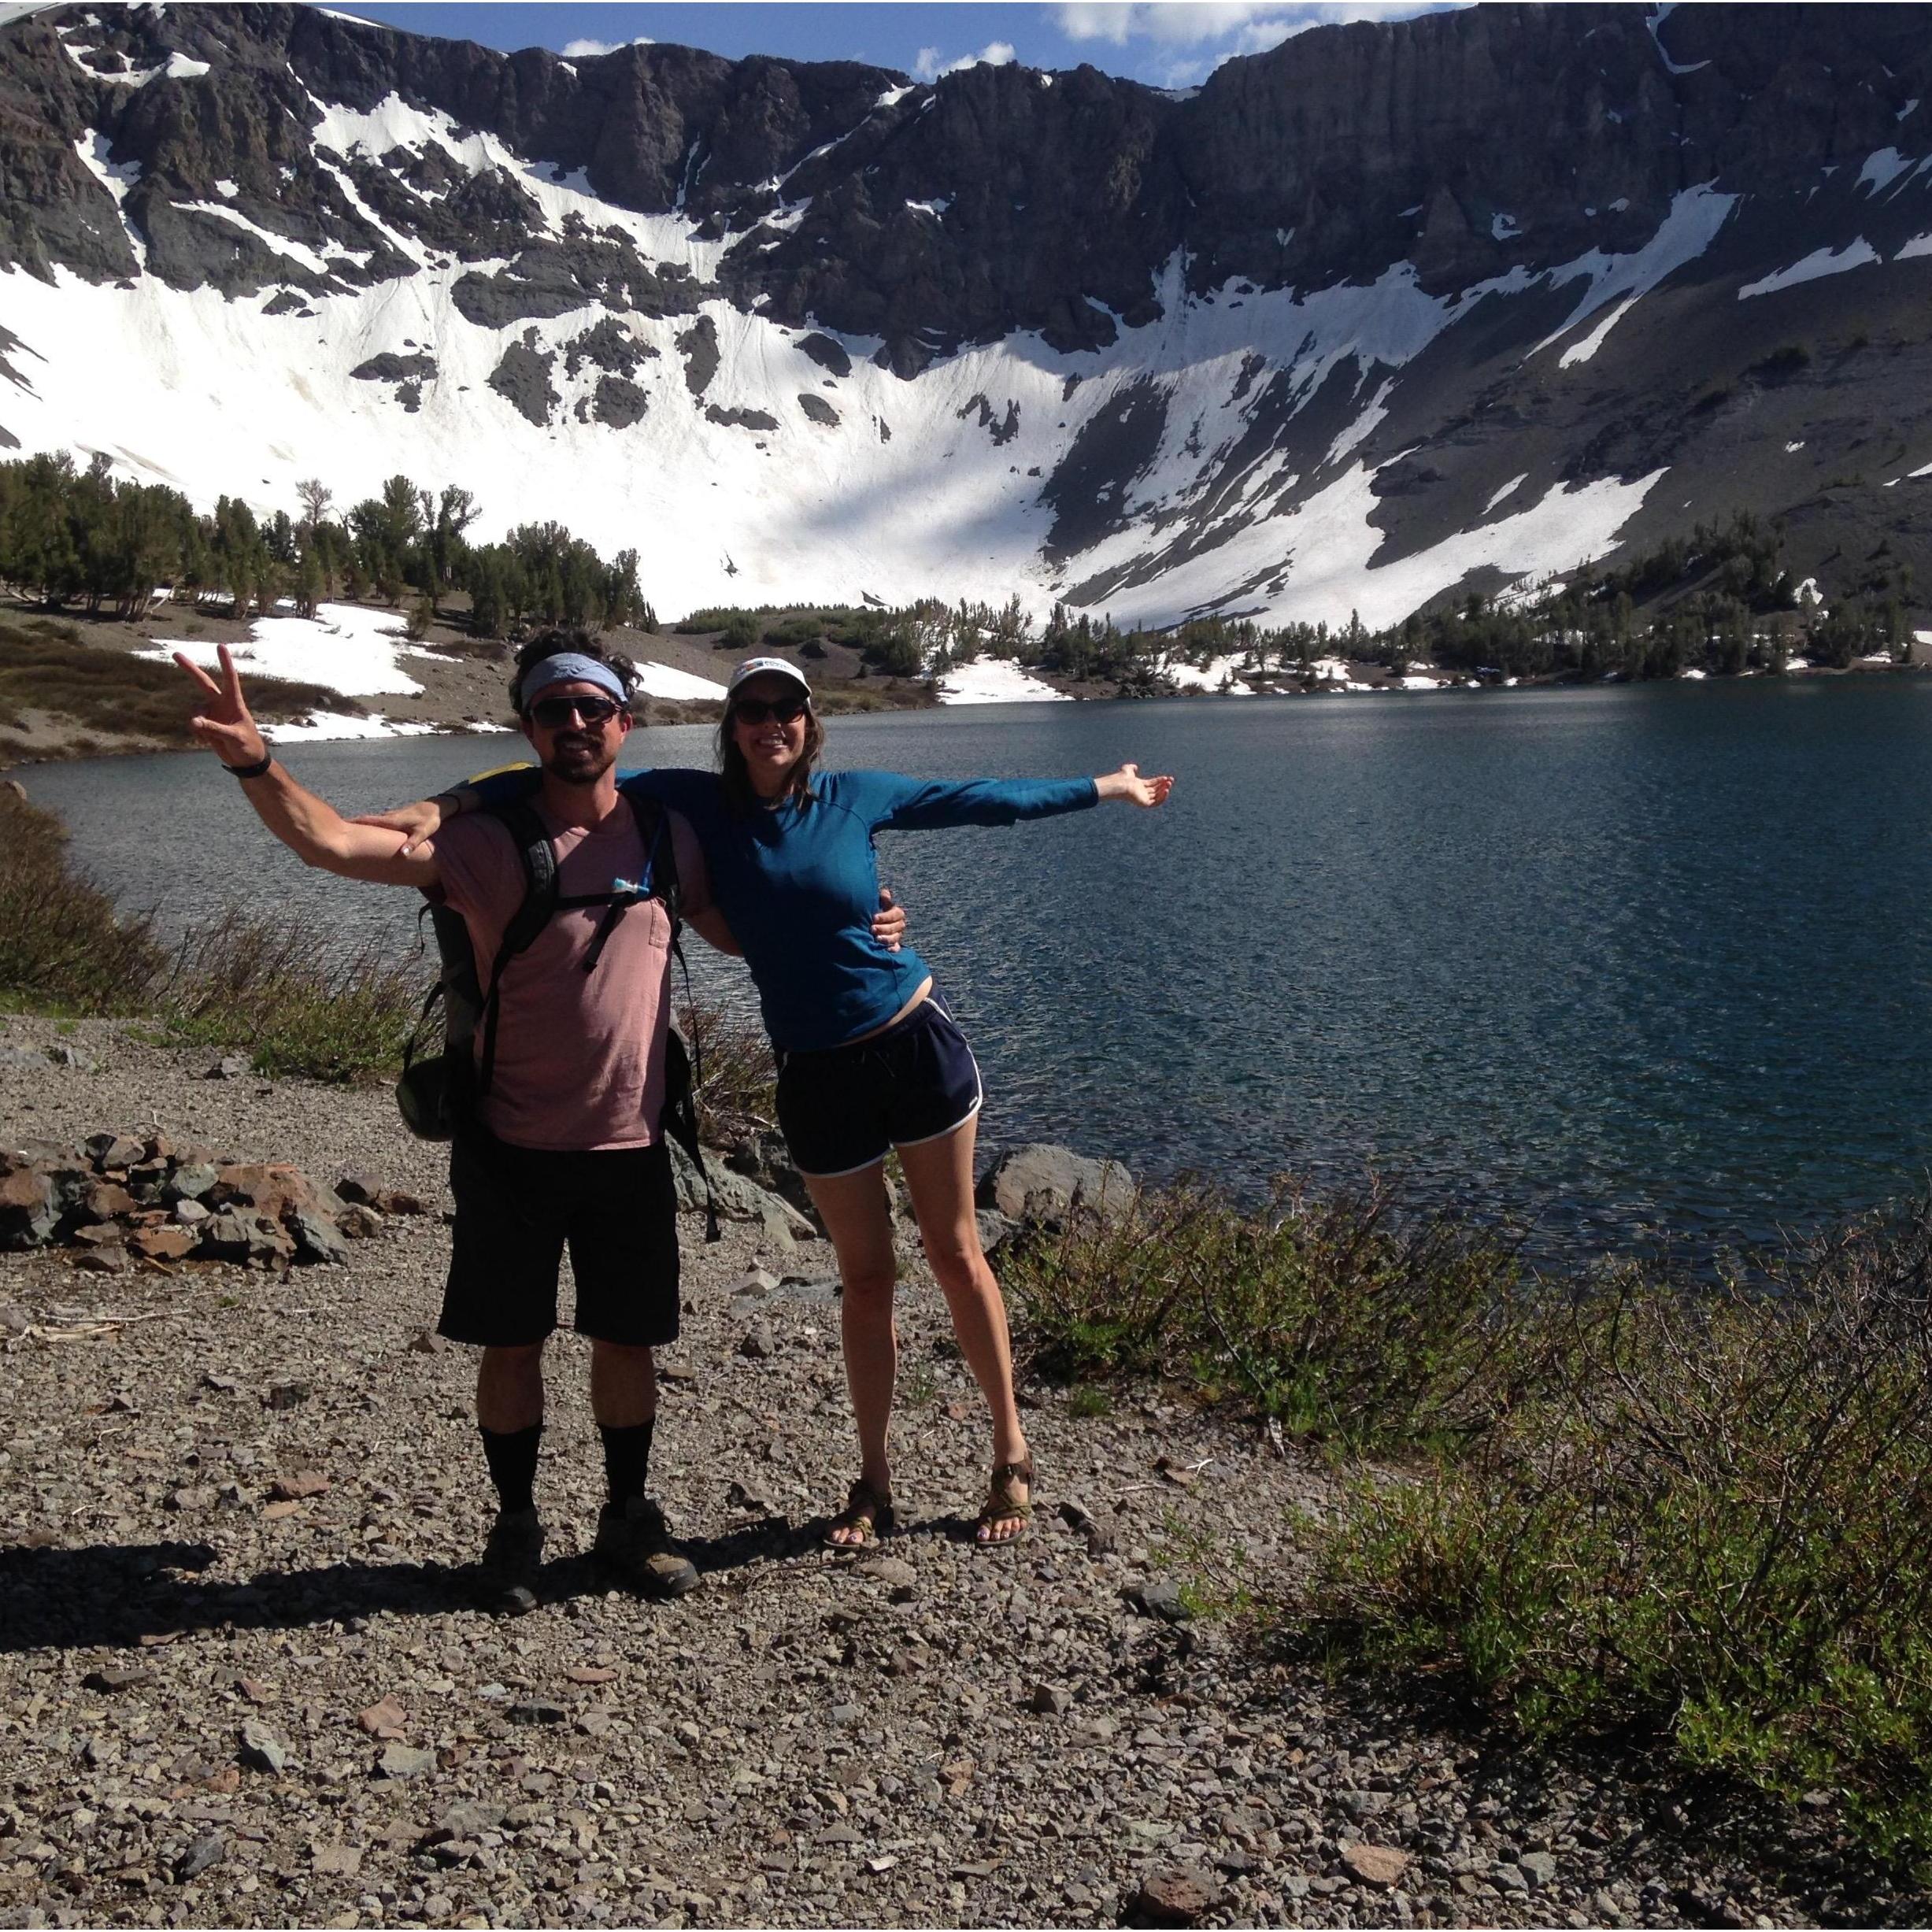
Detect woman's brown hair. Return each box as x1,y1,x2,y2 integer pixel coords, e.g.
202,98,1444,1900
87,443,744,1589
717,694,825,813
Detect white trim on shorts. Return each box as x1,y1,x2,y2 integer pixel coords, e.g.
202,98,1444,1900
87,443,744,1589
795,1147,890,1181
794,1049,983,1177
893,1082,983,1152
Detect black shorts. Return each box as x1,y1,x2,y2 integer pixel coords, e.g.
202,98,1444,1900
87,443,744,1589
439,1132,680,1349
775,995,983,1179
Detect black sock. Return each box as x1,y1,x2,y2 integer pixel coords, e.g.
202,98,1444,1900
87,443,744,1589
480,1423,542,1513
599,1418,656,1507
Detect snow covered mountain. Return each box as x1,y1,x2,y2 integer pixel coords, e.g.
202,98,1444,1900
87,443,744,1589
2,2,1930,627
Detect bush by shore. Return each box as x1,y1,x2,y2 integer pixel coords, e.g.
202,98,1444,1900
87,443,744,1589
1006,1179,1932,1873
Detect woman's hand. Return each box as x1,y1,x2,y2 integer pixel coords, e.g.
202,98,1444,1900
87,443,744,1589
1096,762,1174,808
350,793,460,853
173,645,268,769
872,886,905,952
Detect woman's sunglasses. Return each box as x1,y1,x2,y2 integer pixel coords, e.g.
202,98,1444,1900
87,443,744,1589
526,694,622,729
731,695,809,727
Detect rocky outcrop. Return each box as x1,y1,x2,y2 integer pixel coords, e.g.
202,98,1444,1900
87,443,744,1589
9,2,1928,369
0,1131,430,1270
487,339,557,427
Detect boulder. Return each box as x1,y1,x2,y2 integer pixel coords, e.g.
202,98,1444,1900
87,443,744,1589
0,1164,59,1249
1339,1842,1409,1889
976,1144,1134,1225
1127,1867,1223,1927
668,1139,816,1236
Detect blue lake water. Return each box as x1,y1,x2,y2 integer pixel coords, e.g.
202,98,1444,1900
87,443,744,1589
19,679,1932,1260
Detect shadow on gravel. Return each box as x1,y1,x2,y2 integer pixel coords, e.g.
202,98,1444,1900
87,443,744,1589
1,1521,796,1652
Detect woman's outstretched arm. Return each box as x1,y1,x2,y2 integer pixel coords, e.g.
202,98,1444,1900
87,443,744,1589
857,764,1174,831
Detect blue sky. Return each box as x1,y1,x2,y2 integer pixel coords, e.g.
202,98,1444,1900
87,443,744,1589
332,2,1458,91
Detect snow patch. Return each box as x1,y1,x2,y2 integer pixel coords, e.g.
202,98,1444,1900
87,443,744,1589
937,657,1070,705
1739,238,1880,298
1646,4,1708,75
1535,183,1738,367
1857,146,1915,196
1485,473,1527,513
147,603,426,696
1161,653,1255,694
630,661,728,701
1785,440,1805,453
262,711,440,743
1490,212,1520,241
1897,232,1932,261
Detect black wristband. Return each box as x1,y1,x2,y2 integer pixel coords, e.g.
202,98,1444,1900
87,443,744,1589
223,751,273,780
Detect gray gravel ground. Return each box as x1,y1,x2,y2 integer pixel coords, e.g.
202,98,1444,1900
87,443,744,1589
2,1017,1922,1930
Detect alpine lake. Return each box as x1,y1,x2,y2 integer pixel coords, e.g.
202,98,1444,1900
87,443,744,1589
24,675,1932,1266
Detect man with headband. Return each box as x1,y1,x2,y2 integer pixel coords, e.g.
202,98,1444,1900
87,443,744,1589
173,627,906,1614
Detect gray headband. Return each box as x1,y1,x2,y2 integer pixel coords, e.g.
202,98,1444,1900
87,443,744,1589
520,652,628,709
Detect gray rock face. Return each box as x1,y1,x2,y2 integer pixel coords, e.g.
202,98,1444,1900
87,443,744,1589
705,404,779,432
350,350,436,383
796,391,838,427
564,316,655,376
591,375,648,427
797,331,853,378
487,339,558,427
675,314,720,396
7,0,1930,366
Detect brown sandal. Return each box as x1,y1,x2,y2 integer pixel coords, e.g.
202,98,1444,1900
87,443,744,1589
824,1477,894,1549
975,1457,1035,1546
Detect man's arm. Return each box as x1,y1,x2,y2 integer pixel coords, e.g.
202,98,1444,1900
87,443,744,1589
174,646,441,890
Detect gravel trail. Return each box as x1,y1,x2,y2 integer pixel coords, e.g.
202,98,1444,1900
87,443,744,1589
0,1019,1915,1929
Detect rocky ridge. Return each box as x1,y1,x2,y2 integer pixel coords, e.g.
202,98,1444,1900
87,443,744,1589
2,6,1931,627
2,1015,1923,1929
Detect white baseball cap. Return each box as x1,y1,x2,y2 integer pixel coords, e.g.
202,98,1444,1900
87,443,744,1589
726,657,812,702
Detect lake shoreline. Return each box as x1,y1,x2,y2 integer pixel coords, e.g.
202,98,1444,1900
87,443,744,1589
6,590,1923,772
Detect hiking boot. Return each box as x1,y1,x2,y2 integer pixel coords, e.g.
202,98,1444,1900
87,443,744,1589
593,1496,698,1600
477,1505,544,1616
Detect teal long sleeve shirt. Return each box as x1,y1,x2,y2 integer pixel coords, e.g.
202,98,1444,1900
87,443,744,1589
471,764,1099,1051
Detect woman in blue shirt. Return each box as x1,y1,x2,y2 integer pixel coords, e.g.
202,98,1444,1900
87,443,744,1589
391,650,1173,1548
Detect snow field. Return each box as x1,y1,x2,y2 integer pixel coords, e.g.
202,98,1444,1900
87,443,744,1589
11,80,1921,647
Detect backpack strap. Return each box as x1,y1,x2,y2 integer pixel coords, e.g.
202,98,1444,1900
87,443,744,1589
475,798,559,1100
624,794,720,1243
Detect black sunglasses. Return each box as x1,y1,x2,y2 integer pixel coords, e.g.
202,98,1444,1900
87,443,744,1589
527,694,622,729
731,694,809,726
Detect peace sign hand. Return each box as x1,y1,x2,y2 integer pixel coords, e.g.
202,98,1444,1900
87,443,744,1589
174,644,268,769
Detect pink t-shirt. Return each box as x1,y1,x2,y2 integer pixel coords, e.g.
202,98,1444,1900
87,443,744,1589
428,800,711,1152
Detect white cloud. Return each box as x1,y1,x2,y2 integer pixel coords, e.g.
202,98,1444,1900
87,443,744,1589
559,33,654,57
1055,2,1457,49
912,39,1018,81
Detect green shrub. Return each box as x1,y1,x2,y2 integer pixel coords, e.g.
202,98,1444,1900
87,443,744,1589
677,997,776,1145
761,613,825,649
1302,1208,1932,1867
0,787,166,1012
1,786,422,1080
159,907,421,1083
1004,1177,1532,1451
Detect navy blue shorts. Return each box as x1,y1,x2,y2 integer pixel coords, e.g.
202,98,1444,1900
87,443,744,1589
775,996,983,1179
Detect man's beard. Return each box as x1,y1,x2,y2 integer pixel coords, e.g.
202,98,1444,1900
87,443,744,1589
542,737,617,786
